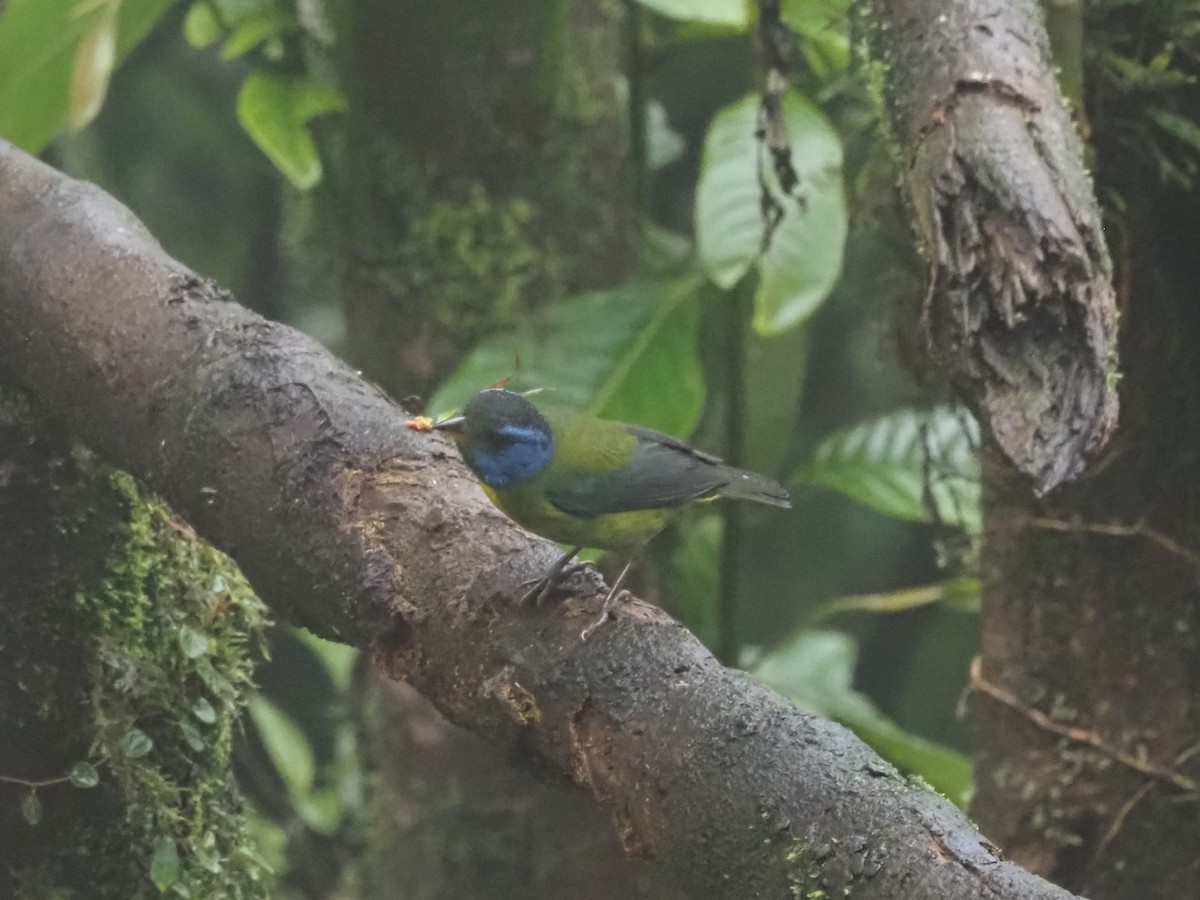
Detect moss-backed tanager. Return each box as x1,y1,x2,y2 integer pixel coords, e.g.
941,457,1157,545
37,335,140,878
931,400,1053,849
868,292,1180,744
436,388,790,637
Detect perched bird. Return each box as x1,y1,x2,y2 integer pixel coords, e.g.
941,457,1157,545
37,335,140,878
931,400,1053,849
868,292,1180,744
435,388,790,637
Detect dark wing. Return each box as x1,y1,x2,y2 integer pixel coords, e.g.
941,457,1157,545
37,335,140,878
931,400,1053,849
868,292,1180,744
545,425,733,518
619,426,789,509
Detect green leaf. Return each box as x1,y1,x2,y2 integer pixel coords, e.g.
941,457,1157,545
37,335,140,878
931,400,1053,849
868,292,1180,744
178,625,209,659
0,0,176,150
182,2,221,48
67,3,117,132
235,838,277,876
740,326,808,474
796,406,980,531
780,0,849,72
638,221,692,274
1148,106,1200,155
296,787,344,836
193,657,234,699
663,513,722,647
646,98,686,171
122,727,154,759
179,721,206,752
695,90,847,334
220,8,291,59
236,72,347,190
430,279,707,438
248,694,314,799
293,628,359,694
68,761,100,788
633,0,748,27
149,837,180,892
192,697,218,724
752,629,972,805
20,790,41,825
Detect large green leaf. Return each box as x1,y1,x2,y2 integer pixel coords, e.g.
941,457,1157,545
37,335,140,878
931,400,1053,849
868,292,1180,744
236,72,347,190
752,628,972,806
633,0,748,27
796,407,981,531
293,626,358,694
430,280,706,438
248,694,314,799
663,512,722,647
67,1,118,132
695,90,847,335
0,0,176,150
740,325,807,474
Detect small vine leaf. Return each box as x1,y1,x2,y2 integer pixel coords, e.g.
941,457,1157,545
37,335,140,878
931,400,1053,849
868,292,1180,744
21,790,42,825
68,761,100,788
149,837,180,891
178,624,209,659
179,721,205,752
192,697,218,724
121,727,154,759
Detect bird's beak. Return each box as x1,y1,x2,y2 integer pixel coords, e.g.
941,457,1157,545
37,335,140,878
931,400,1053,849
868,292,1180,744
433,416,466,438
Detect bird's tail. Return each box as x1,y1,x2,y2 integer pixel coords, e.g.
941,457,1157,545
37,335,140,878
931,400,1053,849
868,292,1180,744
718,467,792,509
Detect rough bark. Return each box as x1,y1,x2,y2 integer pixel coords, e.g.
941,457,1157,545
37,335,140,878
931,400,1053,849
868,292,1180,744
862,1,1200,897
970,178,1200,899
861,0,1119,494
0,140,1080,900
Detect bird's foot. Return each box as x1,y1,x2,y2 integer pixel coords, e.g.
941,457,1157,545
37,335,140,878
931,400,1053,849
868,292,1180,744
518,547,592,606
519,562,597,606
579,560,635,641
579,588,630,642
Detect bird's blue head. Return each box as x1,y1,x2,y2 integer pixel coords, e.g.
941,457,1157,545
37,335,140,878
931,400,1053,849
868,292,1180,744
435,389,555,488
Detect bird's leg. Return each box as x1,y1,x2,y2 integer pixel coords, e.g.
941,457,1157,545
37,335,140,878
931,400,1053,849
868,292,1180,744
520,546,585,606
579,560,634,642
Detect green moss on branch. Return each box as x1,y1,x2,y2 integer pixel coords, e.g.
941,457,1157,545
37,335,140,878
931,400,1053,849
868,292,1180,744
1,401,270,898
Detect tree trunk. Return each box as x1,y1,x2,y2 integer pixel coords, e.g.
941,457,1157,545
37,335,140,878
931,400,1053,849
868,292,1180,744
862,1,1200,896
287,3,645,895
299,0,635,401
972,99,1200,900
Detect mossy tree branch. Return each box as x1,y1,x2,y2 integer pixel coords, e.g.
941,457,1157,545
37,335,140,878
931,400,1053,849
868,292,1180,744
0,139,1078,900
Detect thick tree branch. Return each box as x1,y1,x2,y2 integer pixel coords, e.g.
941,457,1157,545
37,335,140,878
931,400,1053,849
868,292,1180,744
0,140,1076,899
861,0,1119,493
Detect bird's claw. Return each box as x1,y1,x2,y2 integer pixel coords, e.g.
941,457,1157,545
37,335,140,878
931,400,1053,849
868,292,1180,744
519,560,596,606
579,589,630,641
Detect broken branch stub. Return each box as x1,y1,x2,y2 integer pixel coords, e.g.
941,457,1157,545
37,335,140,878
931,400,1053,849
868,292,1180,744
865,0,1119,493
